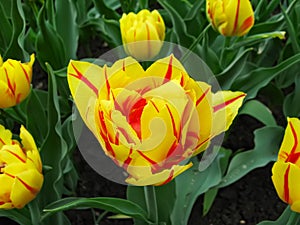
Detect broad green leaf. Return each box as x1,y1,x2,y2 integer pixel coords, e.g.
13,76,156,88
25,89,48,146
203,187,218,216
239,100,277,126
217,126,284,188
232,53,300,99
0,2,12,53
42,197,151,223
55,0,79,59
170,148,231,225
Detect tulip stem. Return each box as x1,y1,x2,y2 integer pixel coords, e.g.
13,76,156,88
220,37,231,68
287,211,300,225
144,185,158,224
180,24,211,64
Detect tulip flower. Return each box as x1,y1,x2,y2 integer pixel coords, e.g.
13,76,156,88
272,118,300,213
68,55,245,186
120,9,165,60
206,0,254,36
0,125,43,209
0,54,35,108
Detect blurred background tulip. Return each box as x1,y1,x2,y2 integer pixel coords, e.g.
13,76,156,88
272,118,300,213
0,125,43,209
206,0,254,36
68,55,245,186
0,54,35,108
120,9,165,60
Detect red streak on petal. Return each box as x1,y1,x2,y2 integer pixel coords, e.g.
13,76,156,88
128,98,147,139
5,68,16,96
122,60,125,71
213,93,246,112
161,169,174,185
284,164,291,203
0,202,5,205
239,16,254,34
115,132,120,145
5,173,15,179
166,140,178,158
166,104,178,138
104,66,111,97
6,150,26,163
137,150,157,165
123,148,133,170
233,0,241,35
149,100,159,113
286,122,300,164
180,73,184,86
16,176,38,194
195,137,210,150
117,127,135,144
164,56,173,83
0,138,5,145
69,63,98,95
16,93,22,104
20,64,30,86
196,87,210,106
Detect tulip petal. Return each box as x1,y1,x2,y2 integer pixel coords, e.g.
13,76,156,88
10,169,43,208
0,125,13,148
278,118,300,164
0,145,26,165
212,91,246,136
0,174,14,203
126,163,193,186
272,161,300,211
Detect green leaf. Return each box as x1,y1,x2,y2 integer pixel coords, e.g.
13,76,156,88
92,0,120,20
0,208,31,225
4,0,28,61
239,100,277,126
25,89,48,146
55,0,79,59
217,126,284,188
42,197,151,223
0,2,12,53
283,74,300,117
203,188,218,216
36,5,67,70
216,48,252,89
232,52,300,99
170,147,231,225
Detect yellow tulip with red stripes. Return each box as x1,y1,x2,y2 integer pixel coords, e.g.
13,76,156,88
120,9,165,60
272,118,300,212
0,54,35,108
206,0,254,36
0,125,43,209
67,55,245,186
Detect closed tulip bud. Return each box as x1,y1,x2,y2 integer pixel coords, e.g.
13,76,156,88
120,9,165,60
0,125,43,209
272,118,300,213
0,54,35,108
206,0,254,36
68,55,245,186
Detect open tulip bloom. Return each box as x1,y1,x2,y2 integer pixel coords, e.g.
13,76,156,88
68,55,245,186
0,125,43,209
0,54,35,108
272,118,300,213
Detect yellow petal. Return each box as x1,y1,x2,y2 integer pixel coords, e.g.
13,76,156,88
67,60,102,134
0,174,14,203
291,201,300,213
145,55,188,84
126,163,193,186
0,54,3,66
19,126,42,172
0,75,16,108
277,118,300,165
272,161,300,211
10,169,43,208
212,90,246,136
0,125,13,149
0,145,26,165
